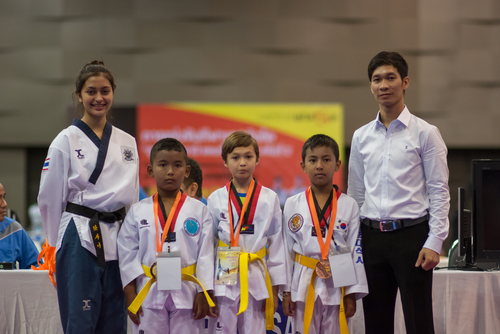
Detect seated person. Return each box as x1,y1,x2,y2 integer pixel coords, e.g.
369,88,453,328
0,182,39,269
181,157,208,205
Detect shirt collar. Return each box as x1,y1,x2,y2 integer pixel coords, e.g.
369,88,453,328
375,105,411,128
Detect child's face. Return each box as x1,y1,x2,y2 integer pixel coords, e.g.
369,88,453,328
224,145,259,182
300,146,340,188
77,74,113,121
148,150,190,195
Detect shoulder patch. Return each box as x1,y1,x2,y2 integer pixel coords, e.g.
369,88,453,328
288,213,304,233
42,158,50,171
121,145,136,163
184,218,200,236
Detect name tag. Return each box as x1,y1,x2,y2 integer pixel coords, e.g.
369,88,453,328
215,247,240,286
156,252,182,291
328,247,357,287
312,226,326,237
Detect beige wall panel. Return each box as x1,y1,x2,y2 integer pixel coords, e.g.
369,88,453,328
105,18,137,49
201,82,275,101
389,0,419,19
419,21,455,50
99,54,135,81
20,21,61,48
389,19,419,50
417,56,452,112
310,22,352,53
113,80,136,106
455,0,498,19
0,79,21,112
0,17,22,48
62,0,103,16
272,80,341,102
311,51,370,83
136,20,176,48
26,0,63,17
0,53,18,80
458,23,493,50
419,0,455,21
204,22,245,48
18,48,63,81
454,50,495,82
61,19,106,50
0,1,24,17
0,148,27,225
103,0,135,17
136,82,204,103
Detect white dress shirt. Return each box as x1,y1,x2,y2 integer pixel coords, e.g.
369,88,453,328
347,106,450,254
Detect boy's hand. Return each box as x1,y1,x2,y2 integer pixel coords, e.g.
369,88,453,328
261,285,280,313
282,292,296,317
192,292,210,320
207,291,219,318
124,281,143,325
343,293,356,318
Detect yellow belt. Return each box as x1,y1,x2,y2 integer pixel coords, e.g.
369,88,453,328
218,240,274,330
128,262,215,314
295,253,348,334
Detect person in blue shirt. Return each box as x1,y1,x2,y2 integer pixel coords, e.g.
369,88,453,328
0,182,39,269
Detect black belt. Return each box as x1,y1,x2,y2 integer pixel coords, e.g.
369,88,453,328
362,214,429,232
65,202,126,268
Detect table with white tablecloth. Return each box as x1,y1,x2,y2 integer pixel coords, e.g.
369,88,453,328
2,269,500,334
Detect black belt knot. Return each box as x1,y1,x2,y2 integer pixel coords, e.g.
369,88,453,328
65,202,126,267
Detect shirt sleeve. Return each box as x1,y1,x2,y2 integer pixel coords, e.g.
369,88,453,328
117,205,144,288
347,132,366,210
282,200,295,293
343,200,368,299
38,143,70,247
265,194,286,287
19,229,40,269
196,206,215,293
421,127,450,254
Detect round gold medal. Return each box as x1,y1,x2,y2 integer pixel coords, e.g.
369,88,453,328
315,259,332,279
150,262,157,279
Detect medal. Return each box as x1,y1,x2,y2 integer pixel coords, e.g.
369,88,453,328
150,262,157,279
315,259,332,279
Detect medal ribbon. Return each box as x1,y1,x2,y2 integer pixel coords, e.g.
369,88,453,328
226,178,256,247
306,187,338,260
153,191,186,252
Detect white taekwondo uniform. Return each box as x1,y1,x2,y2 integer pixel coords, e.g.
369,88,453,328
118,195,214,334
207,182,286,334
283,189,368,334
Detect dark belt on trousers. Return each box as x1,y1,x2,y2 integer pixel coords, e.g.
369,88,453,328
361,214,429,232
65,202,126,268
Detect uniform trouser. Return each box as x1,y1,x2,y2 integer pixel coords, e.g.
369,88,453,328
56,219,127,334
361,221,434,334
133,295,206,334
208,295,265,334
294,298,343,334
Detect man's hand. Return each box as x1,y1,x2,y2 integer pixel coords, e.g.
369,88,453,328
343,293,356,318
415,247,440,271
124,281,142,325
282,292,296,317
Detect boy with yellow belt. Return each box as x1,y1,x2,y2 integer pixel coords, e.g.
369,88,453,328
282,134,368,334
207,131,285,334
118,138,216,334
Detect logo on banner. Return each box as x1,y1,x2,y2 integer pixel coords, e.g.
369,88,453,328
184,218,200,236
288,214,304,233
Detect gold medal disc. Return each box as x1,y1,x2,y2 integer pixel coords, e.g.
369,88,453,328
150,262,157,279
315,259,332,279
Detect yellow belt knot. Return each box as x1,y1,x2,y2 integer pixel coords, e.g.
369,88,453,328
128,262,215,314
295,253,348,334
218,240,274,330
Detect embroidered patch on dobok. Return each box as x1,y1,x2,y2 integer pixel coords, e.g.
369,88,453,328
184,218,201,236
288,213,304,233
121,145,136,163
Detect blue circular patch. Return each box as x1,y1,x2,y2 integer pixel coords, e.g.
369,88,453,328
184,218,200,236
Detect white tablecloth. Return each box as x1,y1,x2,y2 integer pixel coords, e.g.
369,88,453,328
2,270,500,334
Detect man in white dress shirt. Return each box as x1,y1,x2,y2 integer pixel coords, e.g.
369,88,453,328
347,51,450,334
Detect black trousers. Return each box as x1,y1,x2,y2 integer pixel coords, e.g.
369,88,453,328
361,221,434,334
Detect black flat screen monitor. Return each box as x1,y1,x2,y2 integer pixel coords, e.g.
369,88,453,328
472,159,500,263
458,187,472,263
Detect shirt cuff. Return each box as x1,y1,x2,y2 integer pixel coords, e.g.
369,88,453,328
423,235,444,255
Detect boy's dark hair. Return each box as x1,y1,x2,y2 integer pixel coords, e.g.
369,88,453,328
149,138,188,164
301,134,340,162
184,157,203,198
368,51,408,81
221,131,260,163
